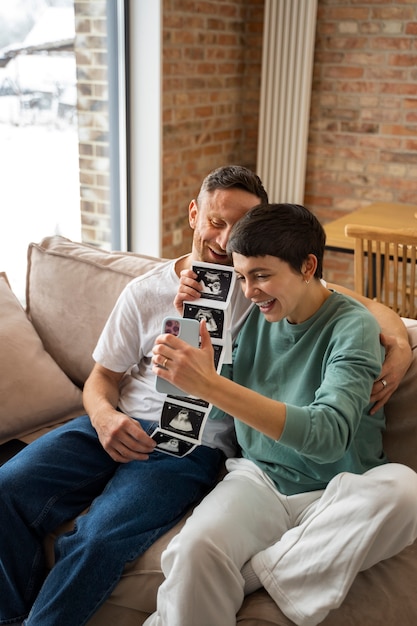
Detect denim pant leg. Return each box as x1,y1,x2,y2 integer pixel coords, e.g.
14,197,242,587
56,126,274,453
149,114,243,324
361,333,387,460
0,415,118,624
23,436,222,626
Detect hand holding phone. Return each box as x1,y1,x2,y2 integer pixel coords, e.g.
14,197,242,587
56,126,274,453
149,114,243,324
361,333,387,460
155,317,200,396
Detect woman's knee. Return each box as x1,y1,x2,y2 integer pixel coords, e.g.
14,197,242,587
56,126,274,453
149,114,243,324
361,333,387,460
365,463,417,532
386,464,417,513
161,523,226,579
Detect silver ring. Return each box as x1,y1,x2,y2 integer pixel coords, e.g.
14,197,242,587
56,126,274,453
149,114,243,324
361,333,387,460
380,378,387,389
163,358,168,368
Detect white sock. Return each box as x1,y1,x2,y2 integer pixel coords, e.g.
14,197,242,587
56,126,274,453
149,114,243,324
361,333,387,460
241,559,262,595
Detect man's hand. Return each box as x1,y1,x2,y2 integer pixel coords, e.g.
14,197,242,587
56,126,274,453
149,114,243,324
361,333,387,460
174,269,203,314
91,408,156,463
370,332,412,414
83,362,156,462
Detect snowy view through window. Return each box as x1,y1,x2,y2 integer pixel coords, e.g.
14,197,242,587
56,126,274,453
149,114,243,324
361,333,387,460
0,0,81,302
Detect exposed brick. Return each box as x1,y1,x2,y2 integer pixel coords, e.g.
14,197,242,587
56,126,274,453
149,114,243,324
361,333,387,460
346,52,387,65
361,107,402,123
73,0,417,289
360,22,381,35
319,7,370,21
371,6,415,21
389,53,417,66
371,36,411,50
405,23,417,35
365,67,407,80
404,98,417,108
380,124,417,136
308,0,417,287
324,66,365,79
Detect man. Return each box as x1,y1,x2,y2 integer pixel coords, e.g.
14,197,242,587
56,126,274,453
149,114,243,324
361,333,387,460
0,166,411,626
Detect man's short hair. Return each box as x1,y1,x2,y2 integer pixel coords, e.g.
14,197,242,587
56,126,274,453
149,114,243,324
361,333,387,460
197,165,268,205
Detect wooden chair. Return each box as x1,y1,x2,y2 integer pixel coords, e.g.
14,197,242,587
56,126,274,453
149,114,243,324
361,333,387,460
344,224,417,319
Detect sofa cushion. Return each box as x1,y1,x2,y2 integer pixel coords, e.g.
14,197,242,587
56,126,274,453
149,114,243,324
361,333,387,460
0,272,84,444
26,236,165,387
383,320,417,472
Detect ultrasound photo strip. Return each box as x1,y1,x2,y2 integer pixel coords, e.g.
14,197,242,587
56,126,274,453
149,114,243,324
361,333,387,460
151,429,197,457
154,262,236,456
151,397,213,458
192,261,236,307
160,400,208,442
183,304,225,341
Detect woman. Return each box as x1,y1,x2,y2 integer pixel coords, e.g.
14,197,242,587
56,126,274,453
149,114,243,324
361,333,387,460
148,204,417,626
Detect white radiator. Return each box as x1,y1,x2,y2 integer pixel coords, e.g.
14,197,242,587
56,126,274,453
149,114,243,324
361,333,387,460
257,0,318,204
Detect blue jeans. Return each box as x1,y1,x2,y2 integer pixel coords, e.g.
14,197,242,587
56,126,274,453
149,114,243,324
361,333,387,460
0,415,222,625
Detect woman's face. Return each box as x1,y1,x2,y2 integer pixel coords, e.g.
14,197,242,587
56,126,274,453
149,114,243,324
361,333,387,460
233,253,308,324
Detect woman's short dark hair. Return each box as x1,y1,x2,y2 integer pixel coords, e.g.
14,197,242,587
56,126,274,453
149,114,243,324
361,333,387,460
197,165,268,205
226,203,326,279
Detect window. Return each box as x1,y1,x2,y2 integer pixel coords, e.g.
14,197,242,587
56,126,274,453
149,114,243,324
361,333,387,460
0,0,80,302
127,0,162,257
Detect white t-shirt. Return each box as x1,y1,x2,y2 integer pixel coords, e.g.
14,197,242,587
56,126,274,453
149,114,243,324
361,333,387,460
93,258,251,457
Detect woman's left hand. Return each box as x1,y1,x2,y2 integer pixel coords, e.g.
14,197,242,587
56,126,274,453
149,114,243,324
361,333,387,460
152,320,217,399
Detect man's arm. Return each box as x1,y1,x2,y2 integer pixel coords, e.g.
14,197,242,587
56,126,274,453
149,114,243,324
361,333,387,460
328,283,412,413
176,274,411,412
83,363,156,462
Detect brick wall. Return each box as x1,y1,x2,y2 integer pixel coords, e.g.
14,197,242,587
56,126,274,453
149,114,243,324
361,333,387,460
161,0,264,258
74,0,111,249
72,0,263,253
73,0,417,288
306,0,417,288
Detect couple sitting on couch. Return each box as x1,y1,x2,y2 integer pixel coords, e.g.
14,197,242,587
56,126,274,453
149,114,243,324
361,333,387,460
1,165,416,626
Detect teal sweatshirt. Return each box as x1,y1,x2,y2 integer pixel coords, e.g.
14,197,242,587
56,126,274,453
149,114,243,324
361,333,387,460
211,291,387,495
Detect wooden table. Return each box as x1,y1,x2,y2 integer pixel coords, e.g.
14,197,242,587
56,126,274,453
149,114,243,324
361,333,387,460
324,202,417,252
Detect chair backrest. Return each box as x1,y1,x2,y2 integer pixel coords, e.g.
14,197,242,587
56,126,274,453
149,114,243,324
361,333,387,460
344,224,417,319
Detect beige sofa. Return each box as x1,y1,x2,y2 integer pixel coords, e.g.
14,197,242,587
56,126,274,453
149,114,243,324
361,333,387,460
1,235,417,626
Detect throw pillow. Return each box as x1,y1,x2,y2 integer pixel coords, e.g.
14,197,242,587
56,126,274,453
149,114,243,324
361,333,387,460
26,236,165,386
0,273,83,444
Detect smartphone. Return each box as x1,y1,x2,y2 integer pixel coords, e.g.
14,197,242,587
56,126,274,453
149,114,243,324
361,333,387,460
155,317,200,396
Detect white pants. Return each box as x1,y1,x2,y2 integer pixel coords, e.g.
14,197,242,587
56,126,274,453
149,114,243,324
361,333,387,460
144,459,417,626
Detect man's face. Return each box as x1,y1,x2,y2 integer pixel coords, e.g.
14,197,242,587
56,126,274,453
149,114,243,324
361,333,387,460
189,188,261,266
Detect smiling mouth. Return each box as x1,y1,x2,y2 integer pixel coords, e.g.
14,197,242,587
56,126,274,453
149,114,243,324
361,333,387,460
209,248,228,259
254,298,275,309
